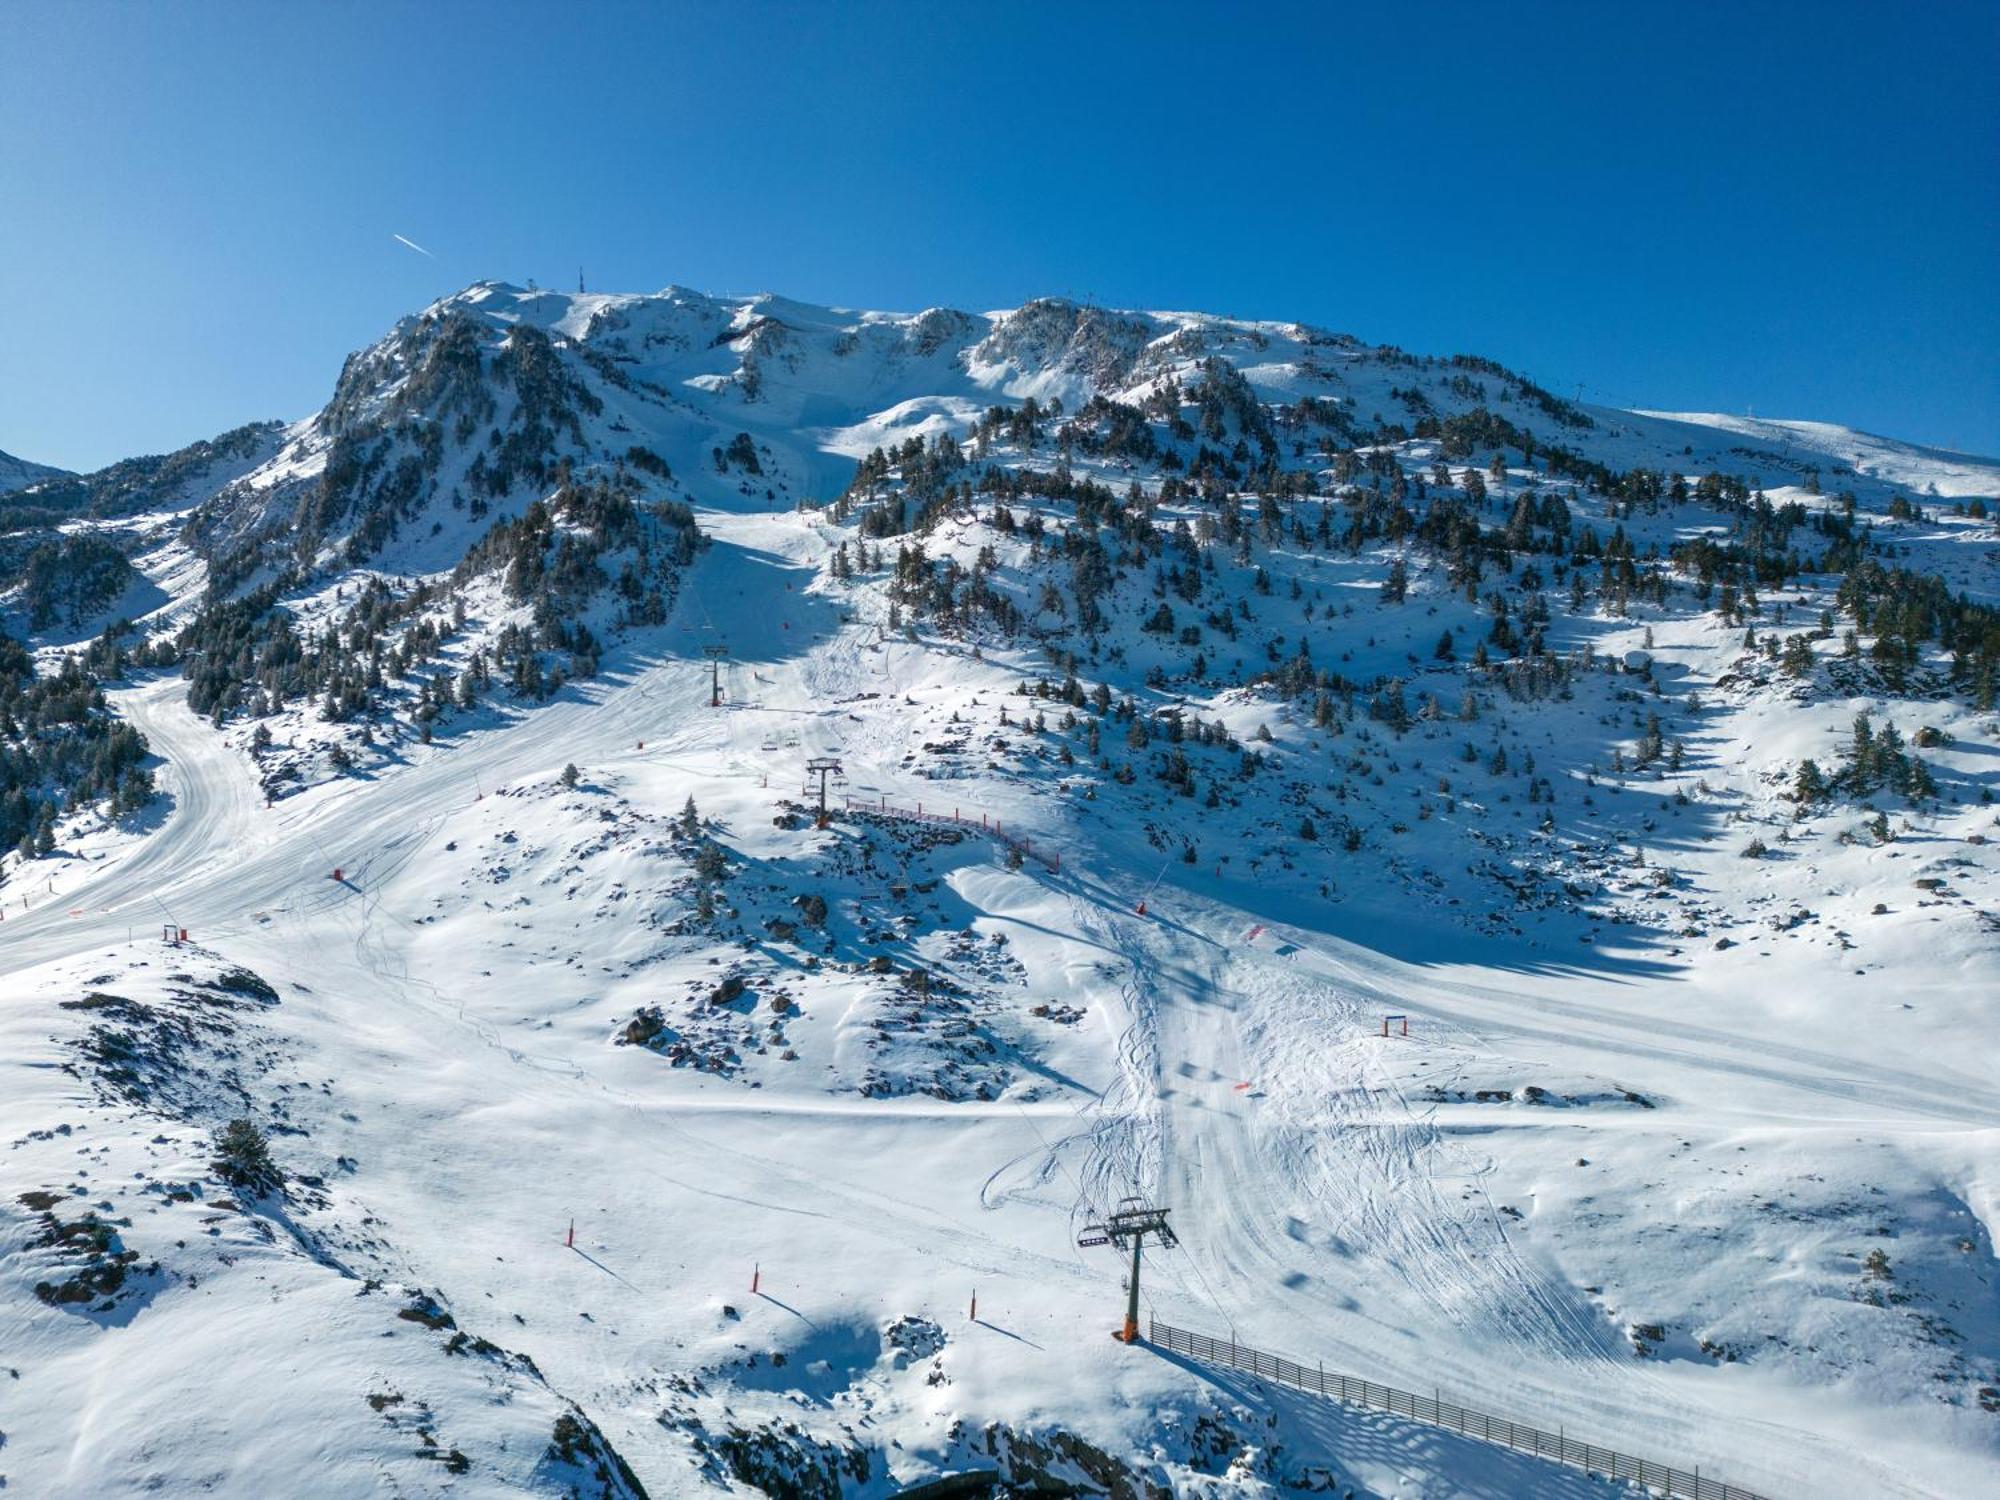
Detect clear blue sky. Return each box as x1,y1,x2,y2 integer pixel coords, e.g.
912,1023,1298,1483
4,0,1995,472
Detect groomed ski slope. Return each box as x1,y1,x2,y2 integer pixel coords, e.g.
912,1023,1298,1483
7,497,1996,1498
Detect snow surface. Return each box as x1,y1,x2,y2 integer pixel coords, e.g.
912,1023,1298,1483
3,281,1998,1498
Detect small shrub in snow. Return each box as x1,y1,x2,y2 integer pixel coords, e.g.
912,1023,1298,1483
211,1117,280,1194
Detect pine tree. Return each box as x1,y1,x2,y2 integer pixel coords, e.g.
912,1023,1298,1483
694,841,727,881
1847,714,1875,789
1792,758,1827,804
212,1117,280,1194
1907,758,1938,801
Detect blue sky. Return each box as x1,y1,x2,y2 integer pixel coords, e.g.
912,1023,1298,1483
3,0,1995,472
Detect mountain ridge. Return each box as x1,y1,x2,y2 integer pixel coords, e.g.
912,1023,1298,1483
179,280,1999,579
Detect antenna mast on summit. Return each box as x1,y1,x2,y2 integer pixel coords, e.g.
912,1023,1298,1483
578,267,585,294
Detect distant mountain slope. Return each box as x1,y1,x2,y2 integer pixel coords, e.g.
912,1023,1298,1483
0,446,71,495
1635,409,2000,499
1,421,290,642
4,420,285,526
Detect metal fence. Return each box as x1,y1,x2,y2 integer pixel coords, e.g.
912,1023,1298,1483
1149,1320,1770,1500
843,794,1060,873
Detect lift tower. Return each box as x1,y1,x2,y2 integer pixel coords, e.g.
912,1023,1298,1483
1078,1197,1177,1344
804,757,844,828
703,644,730,708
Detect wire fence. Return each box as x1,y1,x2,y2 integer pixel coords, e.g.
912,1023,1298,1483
842,794,1060,873
1149,1320,1771,1500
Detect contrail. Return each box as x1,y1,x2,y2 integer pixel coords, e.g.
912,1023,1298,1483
392,233,436,259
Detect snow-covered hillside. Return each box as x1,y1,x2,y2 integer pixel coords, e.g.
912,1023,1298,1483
0,446,71,495
1636,411,2000,501
3,281,1997,1498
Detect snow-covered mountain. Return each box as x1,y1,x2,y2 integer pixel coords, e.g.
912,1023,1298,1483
1636,410,2000,501
185,282,2000,586
0,422,287,641
0,445,71,495
3,281,1998,1499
